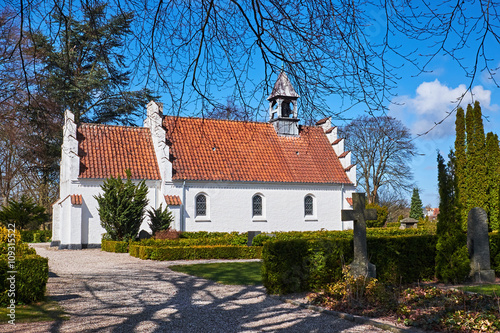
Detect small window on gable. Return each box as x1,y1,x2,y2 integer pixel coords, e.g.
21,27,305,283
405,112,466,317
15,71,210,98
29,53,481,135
253,195,263,217
196,194,207,217
304,195,314,216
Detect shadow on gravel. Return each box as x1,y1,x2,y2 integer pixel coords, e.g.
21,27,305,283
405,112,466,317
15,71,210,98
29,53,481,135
44,266,371,333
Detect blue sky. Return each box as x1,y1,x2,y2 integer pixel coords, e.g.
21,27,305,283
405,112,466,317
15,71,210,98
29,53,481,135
387,63,500,207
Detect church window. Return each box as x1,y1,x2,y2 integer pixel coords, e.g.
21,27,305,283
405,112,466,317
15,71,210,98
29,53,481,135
304,195,314,216
253,195,263,217
196,194,207,216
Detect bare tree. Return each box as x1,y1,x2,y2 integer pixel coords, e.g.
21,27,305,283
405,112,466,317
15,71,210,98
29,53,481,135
340,116,416,204
206,97,251,121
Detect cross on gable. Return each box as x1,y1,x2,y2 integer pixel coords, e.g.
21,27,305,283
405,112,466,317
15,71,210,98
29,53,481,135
341,193,377,223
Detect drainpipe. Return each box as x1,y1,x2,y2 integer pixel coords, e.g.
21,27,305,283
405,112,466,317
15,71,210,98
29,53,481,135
181,180,186,231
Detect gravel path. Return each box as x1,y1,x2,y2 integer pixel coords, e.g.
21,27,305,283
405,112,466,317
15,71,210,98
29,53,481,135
3,244,391,333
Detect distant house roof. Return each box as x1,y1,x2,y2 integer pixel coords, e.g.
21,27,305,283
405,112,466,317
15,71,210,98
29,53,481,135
164,117,352,184
77,124,161,180
346,197,353,206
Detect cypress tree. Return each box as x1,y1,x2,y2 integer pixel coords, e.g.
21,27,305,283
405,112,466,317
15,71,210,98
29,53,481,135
465,101,487,228
486,132,500,231
435,152,470,283
454,106,467,229
409,188,424,220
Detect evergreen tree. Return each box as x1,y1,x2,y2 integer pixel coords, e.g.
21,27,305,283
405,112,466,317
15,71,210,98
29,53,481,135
0,195,49,230
454,106,467,229
32,3,156,124
409,188,424,220
486,132,500,231
147,204,174,236
95,171,149,241
435,152,470,283
465,101,487,229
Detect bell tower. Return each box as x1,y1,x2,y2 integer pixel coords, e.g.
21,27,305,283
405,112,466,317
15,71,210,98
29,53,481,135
268,71,300,136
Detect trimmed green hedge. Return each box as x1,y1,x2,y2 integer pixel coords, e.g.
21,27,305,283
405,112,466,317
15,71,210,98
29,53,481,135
20,230,52,243
489,232,500,275
101,240,128,253
0,255,49,305
262,234,438,295
133,245,262,261
134,235,248,247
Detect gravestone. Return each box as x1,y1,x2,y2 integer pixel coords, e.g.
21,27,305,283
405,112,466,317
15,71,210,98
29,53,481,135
341,193,377,278
400,217,418,229
247,231,261,246
138,230,151,240
467,207,495,283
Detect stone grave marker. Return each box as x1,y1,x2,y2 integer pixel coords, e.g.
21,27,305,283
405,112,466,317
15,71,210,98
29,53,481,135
247,231,261,246
400,217,418,229
467,207,495,283
341,193,377,278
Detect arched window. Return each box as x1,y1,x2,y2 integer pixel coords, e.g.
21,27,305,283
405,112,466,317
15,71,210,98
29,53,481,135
196,194,207,217
304,195,314,216
253,195,263,217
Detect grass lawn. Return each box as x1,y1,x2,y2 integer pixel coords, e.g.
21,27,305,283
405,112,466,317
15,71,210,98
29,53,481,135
169,261,262,286
0,298,69,324
458,283,500,296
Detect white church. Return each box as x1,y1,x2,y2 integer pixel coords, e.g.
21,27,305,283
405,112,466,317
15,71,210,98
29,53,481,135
51,72,357,249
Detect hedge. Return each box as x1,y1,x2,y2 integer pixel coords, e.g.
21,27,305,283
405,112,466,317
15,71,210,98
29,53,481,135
101,240,128,253
0,255,49,305
133,245,262,261
134,236,247,248
262,234,438,295
489,232,500,275
20,230,52,243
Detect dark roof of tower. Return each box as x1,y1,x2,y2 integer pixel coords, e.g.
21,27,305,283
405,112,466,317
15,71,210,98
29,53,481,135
267,71,300,100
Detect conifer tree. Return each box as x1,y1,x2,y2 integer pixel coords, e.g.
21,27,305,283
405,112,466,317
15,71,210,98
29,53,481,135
486,132,500,231
95,171,149,242
435,152,470,283
454,106,467,229
409,188,424,220
465,101,487,229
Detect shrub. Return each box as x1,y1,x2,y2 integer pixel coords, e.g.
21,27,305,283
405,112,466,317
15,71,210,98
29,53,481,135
366,203,388,228
148,204,174,236
0,255,49,305
101,239,128,253
19,230,52,243
136,245,261,261
261,234,437,295
95,171,149,241
0,195,49,230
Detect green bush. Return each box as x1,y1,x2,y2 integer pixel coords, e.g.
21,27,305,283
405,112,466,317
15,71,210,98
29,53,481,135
135,233,248,247
20,230,52,243
0,255,49,305
95,171,149,241
101,239,128,253
147,204,173,236
136,245,262,261
0,195,49,230
366,204,389,228
261,234,438,295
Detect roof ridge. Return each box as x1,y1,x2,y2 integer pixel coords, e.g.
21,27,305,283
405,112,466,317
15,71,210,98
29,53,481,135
79,123,146,130
163,115,265,126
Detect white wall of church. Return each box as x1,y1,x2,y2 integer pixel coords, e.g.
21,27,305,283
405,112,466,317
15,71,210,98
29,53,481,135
55,179,161,247
166,181,356,233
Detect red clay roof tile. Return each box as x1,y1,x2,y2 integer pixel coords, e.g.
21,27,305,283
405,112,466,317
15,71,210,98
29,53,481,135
164,117,352,184
346,197,353,206
71,194,82,205
315,117,329,125
165,195,182,206
338,151,349,158
78,124,160,180
325,127,336,134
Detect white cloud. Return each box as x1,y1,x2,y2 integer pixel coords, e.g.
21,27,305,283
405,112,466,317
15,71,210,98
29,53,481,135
390,79,498,138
